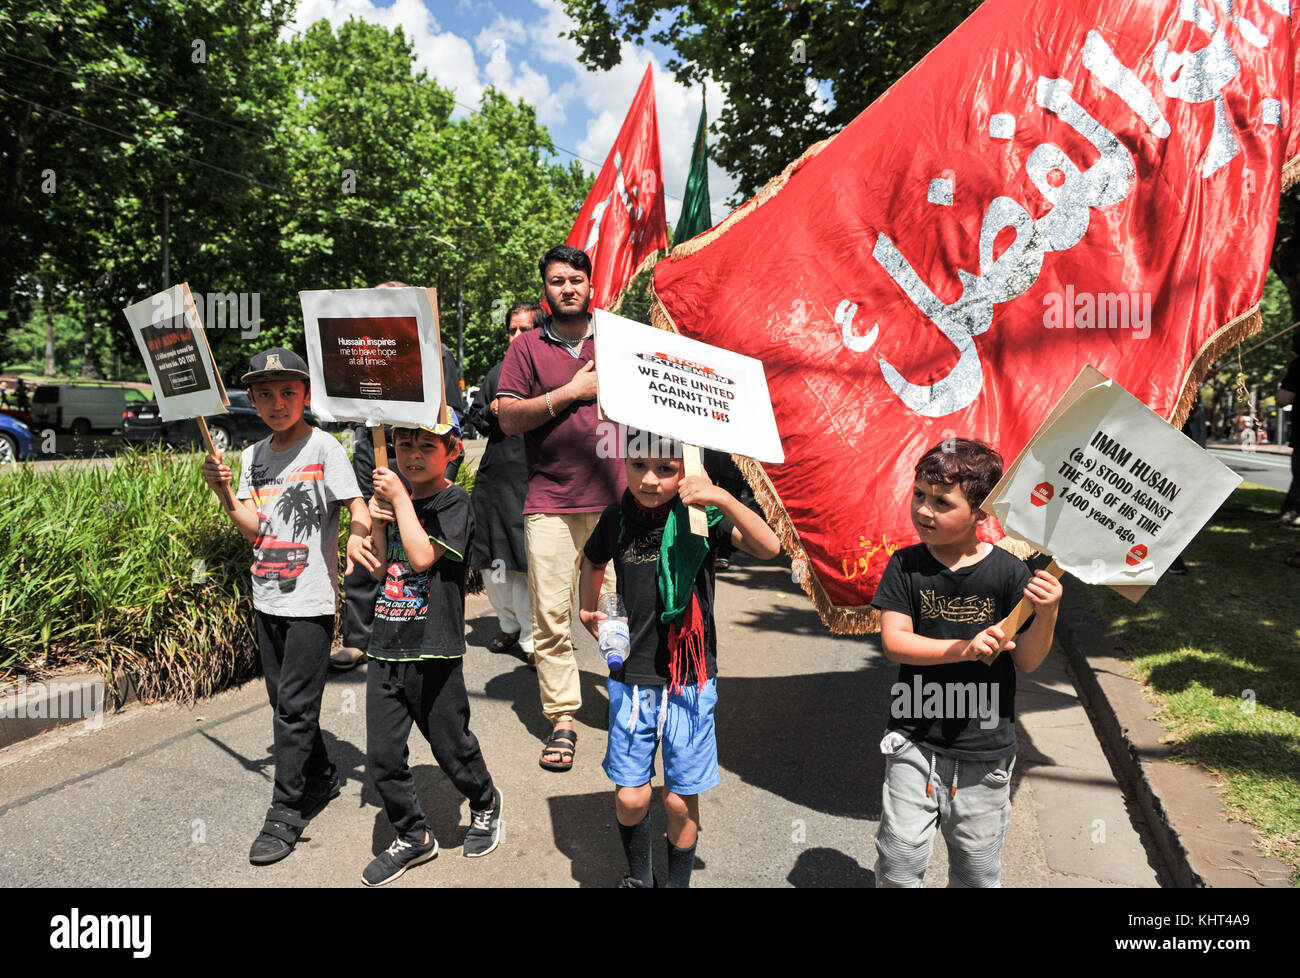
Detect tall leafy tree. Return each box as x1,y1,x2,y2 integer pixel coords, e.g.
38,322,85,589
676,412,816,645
561,0,980,203
0,0,295,375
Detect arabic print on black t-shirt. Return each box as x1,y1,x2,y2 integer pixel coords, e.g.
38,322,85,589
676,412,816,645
583,491,734,687
369,484,473,660
871,543,1032,760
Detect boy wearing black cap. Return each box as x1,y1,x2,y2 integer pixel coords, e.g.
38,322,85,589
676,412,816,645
360,408,503,885
201,347,379,865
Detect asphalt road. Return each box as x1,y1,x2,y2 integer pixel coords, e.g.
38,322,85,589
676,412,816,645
0,551,1161,888
1208,447,1293,493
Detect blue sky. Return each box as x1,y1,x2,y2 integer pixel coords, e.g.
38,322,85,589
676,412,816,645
288,0,736,226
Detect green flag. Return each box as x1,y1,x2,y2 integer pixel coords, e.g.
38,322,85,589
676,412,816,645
674,96,712,244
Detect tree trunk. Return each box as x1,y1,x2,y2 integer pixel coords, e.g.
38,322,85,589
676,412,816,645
43,297,56,376
80,292,98,379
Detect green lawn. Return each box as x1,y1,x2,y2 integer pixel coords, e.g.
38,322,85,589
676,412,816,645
1083,484,1300,884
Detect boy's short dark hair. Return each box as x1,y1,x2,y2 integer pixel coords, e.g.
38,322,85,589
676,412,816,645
538,245,592,281
914,438,1003,508
624,426,682,460
392,425,460,455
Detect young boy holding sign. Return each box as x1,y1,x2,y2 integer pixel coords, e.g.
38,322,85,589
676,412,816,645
578,428,779,888
871,438,1061,887
200,348,377,865
361,411,503,886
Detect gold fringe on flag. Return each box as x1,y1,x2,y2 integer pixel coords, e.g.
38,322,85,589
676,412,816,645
1282,153,1300,194
606,248,667,317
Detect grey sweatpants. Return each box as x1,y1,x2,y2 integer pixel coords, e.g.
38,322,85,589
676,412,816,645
874,731,1015,888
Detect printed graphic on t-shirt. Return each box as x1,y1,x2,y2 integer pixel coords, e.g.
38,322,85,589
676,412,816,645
619,531,660,566
919,590,997,625
248,462,325,588
375,537,430,622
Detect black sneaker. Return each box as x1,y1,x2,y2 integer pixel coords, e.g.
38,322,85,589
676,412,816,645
301,767,341,819
463,786,503,857
362,834,438,886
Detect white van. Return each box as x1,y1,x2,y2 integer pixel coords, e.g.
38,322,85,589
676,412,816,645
30,385,128,435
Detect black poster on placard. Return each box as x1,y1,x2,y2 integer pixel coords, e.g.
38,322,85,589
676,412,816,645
139,314,212,398
317,316,424,401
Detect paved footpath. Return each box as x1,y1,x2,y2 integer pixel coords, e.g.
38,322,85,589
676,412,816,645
0,557,1164,887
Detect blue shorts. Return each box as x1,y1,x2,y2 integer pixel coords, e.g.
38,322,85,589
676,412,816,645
603,677,720,795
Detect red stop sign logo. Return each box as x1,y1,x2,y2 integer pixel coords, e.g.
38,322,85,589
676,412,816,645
1031,482,1054,507
1126,544,1148,566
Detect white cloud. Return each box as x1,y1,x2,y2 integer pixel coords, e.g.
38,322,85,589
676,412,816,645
285,0,741,225
288,0,485,114
475,14,572,125
560,17,736,227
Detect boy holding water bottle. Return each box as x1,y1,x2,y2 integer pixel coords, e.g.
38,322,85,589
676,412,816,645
578,428,779,887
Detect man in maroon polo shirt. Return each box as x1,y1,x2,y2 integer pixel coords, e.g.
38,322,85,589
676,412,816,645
497,245,625,771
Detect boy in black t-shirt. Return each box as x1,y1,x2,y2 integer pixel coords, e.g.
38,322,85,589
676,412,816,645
360,410,502,886
579,429,780,888
870,438,1061,888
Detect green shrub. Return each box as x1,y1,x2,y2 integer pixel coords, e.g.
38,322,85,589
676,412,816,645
0,448,259,703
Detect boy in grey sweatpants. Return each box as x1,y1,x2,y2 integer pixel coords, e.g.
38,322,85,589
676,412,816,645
870,438,1061,887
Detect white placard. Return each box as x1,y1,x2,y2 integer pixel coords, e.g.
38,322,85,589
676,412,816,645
123,284,229,422
300,287,445,426
985,367,1240,588
593,309,784,463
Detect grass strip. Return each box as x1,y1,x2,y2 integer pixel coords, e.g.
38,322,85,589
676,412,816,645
1083,484,1300,884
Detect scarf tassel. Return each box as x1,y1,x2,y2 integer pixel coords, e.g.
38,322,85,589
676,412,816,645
668,593,708,695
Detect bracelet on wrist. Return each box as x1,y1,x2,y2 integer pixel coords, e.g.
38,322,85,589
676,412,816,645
545,389,557,418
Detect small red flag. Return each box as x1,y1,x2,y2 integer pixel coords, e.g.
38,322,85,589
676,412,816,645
567,64,669,309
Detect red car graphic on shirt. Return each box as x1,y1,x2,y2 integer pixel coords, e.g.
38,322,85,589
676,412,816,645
252,515,310,580
383,565,429,608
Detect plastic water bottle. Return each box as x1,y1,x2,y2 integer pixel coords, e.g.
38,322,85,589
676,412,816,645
597,593,630,671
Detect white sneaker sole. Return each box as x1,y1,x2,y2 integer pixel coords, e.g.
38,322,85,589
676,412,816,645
361,839,438,886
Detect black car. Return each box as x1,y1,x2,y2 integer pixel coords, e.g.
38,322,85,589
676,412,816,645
122,391,324,453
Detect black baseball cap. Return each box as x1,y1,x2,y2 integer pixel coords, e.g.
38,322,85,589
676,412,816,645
242,348,310,385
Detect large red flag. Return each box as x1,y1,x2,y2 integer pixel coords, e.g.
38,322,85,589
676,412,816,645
567,64,669,309
651,0,1300,632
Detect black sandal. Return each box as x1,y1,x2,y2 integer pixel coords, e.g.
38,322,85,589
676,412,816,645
539,728,577,772
249,810,308,865
488,630,521,654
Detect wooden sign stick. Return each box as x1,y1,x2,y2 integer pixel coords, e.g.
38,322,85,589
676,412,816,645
681,443,709,537
978,558,1063,665
370,423,388,469
196,415,236,511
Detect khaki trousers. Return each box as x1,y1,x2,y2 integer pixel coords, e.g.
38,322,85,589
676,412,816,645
525,512,616,723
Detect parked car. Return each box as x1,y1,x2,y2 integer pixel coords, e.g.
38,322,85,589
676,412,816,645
30,384,128,435
0,405,35,429
0,414,37,463
123,389,322,452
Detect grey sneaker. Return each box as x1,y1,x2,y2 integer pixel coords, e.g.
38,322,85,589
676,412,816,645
463,786,503,857
362,833,438,886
